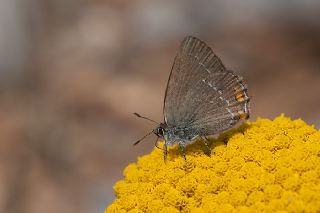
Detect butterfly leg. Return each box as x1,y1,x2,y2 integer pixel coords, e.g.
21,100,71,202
202,136,212,156
178,142,187,162
163,143,168,163
154,137,162,150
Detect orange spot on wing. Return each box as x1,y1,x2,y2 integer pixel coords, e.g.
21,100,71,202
238,110,250,120
235,92,246,102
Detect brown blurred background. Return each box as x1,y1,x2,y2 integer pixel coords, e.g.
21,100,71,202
0,0,320,212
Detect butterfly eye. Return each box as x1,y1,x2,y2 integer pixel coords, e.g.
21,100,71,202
156,127,165,137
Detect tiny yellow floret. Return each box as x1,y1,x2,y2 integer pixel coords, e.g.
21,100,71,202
105,115,320,212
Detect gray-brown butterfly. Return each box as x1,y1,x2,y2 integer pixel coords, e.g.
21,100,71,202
134,36,250,161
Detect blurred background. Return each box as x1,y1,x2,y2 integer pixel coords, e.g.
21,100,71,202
0,0,320,212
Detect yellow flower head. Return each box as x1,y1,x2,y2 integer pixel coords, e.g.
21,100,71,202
106,115,320,212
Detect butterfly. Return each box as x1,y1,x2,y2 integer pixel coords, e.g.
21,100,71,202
134,36,250,161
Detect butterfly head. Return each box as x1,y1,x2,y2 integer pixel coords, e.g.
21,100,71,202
154,123,167,138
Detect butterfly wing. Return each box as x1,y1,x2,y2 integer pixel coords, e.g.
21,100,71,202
164,36,250,136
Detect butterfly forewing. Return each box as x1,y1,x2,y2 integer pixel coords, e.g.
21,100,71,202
164,36,249,136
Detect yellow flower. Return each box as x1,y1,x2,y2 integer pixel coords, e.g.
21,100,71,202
105,115,320,212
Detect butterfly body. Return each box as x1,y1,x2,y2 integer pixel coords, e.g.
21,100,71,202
155,123,199,146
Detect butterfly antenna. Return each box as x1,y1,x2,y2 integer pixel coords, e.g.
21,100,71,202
133,130,154,146
133,112,158,124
